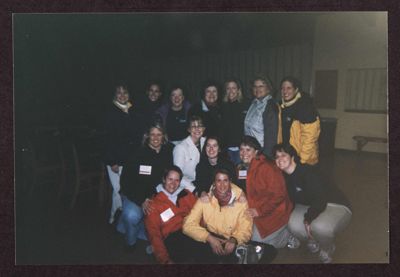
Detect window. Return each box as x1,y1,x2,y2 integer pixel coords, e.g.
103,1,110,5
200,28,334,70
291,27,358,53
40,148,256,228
345,68,387,113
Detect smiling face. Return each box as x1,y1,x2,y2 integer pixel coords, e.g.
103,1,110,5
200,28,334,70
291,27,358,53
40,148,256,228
204,86,218,106
214,172,231,195
239,144,258,165
205,138,220,159
147,84,161,102
275,150,294,172
226,81,239,102
188,120,205,141
163,170,181,194
252,79,270,100
148,127,163,151
281,80,298,102
115,87,129,105
170,88,184,109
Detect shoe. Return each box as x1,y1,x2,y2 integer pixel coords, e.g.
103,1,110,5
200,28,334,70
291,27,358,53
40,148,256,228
235,245,247,264
307,239,320,253
146,245,153,255
257,244,277,264
287,235,301,249
318,244,336,264
235,243,267,264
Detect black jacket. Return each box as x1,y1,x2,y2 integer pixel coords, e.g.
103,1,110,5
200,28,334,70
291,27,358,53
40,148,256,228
193,155,238,194
220,100,249,148
283,164,351,224
120,143,174,204
104,104,144,166
136,96,163,130
188,101,222,138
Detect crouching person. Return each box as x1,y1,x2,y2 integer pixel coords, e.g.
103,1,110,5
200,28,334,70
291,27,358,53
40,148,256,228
144,165,197,264
273,143,352,263
182,168,253,263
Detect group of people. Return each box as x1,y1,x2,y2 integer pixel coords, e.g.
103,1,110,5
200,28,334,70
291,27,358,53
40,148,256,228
103,76,352,264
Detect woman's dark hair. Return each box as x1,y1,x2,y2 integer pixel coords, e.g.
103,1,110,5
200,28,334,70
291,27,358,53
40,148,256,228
146,82,162,92
169,85,186,97
280,76,302,91
272,143,300,161
187,115,204,129
213,167,232,181
163,165,183,181
240,135,262,152
201,135,221,158
201,80,220,99
252,76,273,91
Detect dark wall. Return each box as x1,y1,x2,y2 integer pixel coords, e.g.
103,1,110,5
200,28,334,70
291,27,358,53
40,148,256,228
14,13,317,132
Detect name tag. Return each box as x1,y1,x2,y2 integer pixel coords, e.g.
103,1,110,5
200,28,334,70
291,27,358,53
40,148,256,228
160,208,175,222
139,165,152,175
238,170,247,180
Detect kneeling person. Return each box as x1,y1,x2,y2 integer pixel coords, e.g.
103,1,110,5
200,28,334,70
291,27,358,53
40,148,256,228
144,166,197,264
182,168,252,263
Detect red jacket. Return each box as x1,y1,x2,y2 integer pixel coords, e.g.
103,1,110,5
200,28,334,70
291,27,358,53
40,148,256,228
246,155,293,238
144,189,196,264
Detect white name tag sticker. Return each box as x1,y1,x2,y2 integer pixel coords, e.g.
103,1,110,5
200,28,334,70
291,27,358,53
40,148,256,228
238,170,247,180
160,208,175,222
139,165,152,175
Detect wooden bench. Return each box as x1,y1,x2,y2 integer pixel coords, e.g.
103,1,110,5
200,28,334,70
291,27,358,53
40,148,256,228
352,136,387,153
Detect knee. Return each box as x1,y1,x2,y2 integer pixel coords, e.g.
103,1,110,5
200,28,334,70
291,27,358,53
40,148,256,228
311,223,335,240
123,207,143,225
288,221,307,240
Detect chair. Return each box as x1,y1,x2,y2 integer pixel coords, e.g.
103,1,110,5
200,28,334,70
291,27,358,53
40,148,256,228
22,126,67,197
69,133,108,209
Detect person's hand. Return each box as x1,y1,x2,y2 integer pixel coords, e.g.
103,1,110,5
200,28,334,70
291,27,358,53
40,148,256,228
238,191,247,203
111,164,119,173
200,191,211,203
142,199,154,215
245,208,259,218
206,234,225,256
304,222,313,239
223,238,237,255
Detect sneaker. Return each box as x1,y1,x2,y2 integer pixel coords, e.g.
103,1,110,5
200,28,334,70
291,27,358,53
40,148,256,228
235,244,266,264
287,235,301,249
145,245,153,255
318,244,336,264
307,239,320,253
235,245,247,264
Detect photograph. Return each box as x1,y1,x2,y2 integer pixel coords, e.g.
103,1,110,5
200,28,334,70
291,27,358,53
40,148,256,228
14,12,388,265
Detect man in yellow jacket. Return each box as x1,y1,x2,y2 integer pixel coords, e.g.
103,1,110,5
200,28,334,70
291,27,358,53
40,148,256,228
182,168,252,263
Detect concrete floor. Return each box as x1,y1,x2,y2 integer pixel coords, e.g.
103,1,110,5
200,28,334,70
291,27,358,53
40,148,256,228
16,150,389,265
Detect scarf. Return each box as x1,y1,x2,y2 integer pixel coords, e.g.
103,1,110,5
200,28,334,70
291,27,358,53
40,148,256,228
281,92,301,108
113,100,132,113
212,185,233,207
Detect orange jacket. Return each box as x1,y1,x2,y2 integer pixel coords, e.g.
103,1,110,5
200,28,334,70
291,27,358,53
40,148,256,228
246,155,293,238
144,189,196,264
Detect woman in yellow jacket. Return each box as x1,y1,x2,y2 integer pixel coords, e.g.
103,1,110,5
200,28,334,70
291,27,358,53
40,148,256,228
280,76,321,165
182,168,252,263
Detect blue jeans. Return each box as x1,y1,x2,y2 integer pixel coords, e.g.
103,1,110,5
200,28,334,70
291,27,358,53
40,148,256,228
116,195,147,246
227,148,241,166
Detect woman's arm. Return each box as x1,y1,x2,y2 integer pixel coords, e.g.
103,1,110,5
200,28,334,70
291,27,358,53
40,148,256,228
144,206,172,264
